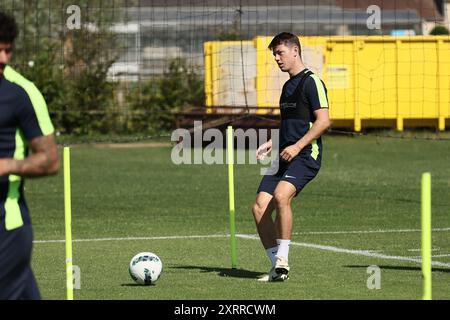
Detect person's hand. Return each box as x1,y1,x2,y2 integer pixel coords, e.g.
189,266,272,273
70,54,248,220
280,144,301,162
0,159,12,177
256,141,272,160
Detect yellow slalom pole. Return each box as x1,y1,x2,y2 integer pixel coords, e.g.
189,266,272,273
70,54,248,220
227,126,237,269
64,147,74,300
421,172,432,300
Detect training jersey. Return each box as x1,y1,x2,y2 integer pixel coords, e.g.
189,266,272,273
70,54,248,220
0,66,54,233
279,68,329,162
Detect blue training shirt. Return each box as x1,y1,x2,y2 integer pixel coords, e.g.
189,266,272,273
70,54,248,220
0,66,54,233
279,68,329,163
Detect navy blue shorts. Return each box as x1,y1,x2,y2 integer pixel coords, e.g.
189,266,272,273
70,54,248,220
257,154,320,197
0,225,41,300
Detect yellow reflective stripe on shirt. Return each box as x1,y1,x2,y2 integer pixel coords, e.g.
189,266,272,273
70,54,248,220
5,130,26,231
309,122,319,161
310,74,329,108
4,66,54,135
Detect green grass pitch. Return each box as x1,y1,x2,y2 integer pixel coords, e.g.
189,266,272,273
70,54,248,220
27,135,450,300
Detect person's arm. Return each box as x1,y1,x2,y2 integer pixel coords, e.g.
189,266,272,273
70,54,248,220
280,109,331,162
0,134,59,177
0,75,59,177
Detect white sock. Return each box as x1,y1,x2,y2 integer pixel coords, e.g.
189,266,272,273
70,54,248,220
276,239,291,261
266,246,278,267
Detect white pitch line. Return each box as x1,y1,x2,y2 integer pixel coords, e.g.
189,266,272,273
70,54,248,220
33,234,228,244
431,254,450,258
408,254,450,259
236,234,450,268
294,227,450,236
408,248,441,252
33,228,450,267
34,232,450,269
33,227,450,244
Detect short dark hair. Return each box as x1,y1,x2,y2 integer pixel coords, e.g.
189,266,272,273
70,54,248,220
0,11,18,44
268,32,301,52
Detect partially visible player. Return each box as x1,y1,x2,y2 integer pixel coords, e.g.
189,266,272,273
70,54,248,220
0,11,59,299
253,32,331,281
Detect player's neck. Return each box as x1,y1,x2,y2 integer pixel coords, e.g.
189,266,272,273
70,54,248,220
288,63,306,78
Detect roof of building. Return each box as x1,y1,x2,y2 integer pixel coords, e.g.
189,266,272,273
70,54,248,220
138,0,336,6
336,0,443,20
131,0,442,22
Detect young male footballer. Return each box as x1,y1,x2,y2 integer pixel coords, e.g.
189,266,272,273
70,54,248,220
0,11,59,299
253,32,330,282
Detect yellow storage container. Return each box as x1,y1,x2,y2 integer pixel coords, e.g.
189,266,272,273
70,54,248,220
205,36,450,131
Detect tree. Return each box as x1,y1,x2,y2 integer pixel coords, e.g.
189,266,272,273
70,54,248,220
126,58,204,135
429,25,450,35
0,0,126,135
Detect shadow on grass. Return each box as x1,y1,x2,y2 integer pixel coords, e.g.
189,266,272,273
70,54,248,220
307,192,450,207
344,265,450,273
120,283,156,287
172,265,265,279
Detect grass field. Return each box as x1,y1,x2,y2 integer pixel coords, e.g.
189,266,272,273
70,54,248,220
26,134,450,300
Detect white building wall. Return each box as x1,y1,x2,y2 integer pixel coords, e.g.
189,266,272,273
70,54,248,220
446,3,450,30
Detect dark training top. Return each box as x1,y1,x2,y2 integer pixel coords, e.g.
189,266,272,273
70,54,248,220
0,66,54,233
279,68,329,162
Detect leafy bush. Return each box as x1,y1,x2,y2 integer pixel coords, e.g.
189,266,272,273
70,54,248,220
4,1,121,136
126,58,204,135
430,25,450,35
5,3,205,137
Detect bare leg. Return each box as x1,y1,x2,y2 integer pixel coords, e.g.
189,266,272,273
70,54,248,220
273,181,296,240
252,192,277,249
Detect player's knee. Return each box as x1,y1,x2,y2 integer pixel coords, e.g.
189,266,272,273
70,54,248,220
273,192,291,207
252,203,264,218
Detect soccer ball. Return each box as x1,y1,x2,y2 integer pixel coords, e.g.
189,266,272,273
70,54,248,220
129,252,163,285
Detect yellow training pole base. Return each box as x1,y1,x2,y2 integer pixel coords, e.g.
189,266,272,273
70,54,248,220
227,126,237,269
64,147,74,300
421,172,432,300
